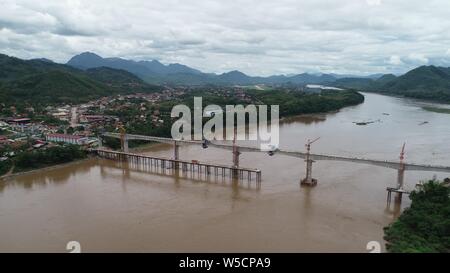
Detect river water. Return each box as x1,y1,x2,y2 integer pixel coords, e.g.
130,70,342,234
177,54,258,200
1,92,449,252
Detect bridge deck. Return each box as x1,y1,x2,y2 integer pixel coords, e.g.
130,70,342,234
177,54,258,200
96,149,262,183
101,133,450,173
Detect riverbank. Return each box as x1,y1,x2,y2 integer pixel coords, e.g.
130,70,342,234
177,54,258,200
356,89,450,105
422,106,450,114
384,180,450,253
0,143,166,181
0,157,93,182
0,144,89,180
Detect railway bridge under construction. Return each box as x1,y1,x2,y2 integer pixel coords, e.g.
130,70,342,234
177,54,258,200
98,132,450,204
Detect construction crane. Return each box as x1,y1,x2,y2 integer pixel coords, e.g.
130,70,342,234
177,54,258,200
399,142,406,165
306,137,321,154
397,142,406,190
301,137,321,186
117,123,127,152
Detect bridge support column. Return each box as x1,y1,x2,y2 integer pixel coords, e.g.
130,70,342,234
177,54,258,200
301,158,317,186
300,138,320,187
98,135,103,148
233,147,240,168
394,143,406,203
395,167,405,202
173,141,179,170
232,147,240,179
122,135,129,153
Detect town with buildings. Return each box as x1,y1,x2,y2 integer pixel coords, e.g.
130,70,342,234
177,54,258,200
0,86,257,166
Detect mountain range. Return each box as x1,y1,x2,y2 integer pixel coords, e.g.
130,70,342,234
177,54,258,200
67,52,202,78
66,52,450,102
2,51,450,106
66,52,382,85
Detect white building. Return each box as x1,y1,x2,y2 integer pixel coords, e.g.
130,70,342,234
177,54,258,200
46,134,88,145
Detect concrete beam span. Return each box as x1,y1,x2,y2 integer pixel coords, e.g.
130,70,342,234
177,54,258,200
102,132,450,173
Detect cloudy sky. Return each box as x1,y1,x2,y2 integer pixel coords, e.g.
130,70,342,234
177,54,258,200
1,0,450,76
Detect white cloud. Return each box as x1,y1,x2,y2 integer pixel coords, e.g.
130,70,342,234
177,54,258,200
388,55,403,66
1,0,450,75
408,53,429,64
366,0,382,6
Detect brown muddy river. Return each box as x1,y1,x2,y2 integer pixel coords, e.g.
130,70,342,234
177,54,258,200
1,92,450,252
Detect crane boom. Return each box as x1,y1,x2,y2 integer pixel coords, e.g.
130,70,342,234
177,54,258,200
400,142,406,162
305,137,321,153
308,137,321,145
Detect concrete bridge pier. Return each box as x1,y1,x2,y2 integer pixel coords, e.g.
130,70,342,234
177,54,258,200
98,135,103,148
395,167,405,202
173,141,180,170
300,138,319,187
231,127,241,179
394,143,406,203
301,158,317,186
232,147,241,179
121,135,129,153
233,147,240,168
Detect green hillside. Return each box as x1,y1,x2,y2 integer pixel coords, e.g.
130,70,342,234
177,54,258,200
0,54,76,81
86,67,162,92
0,54,161,107
335,66,450,103
381,66,450,101
0,70,113,104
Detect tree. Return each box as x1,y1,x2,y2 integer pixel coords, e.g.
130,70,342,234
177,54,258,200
384,180,450,253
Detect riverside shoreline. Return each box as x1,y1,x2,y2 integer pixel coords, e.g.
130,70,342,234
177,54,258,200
0,157,93,182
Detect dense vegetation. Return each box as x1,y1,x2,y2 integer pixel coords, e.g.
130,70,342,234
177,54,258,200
0,53,161,108
0,159,12,176
246,89,364,117
0,143,87,175
12,145,87,173
154,89,364,118
1,70,113,105
85,67,162,93
384,180,450,253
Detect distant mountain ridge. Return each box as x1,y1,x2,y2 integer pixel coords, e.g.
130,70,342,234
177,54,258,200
2,51,450,105
68,52,369,85
67,52,202,78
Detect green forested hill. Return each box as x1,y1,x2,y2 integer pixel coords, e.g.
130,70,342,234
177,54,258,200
381,66,450,101
335,66,450,102
0,70,113,104
85,67,162,93
86,67,144,85
0,54,77,81
0,54,161,106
